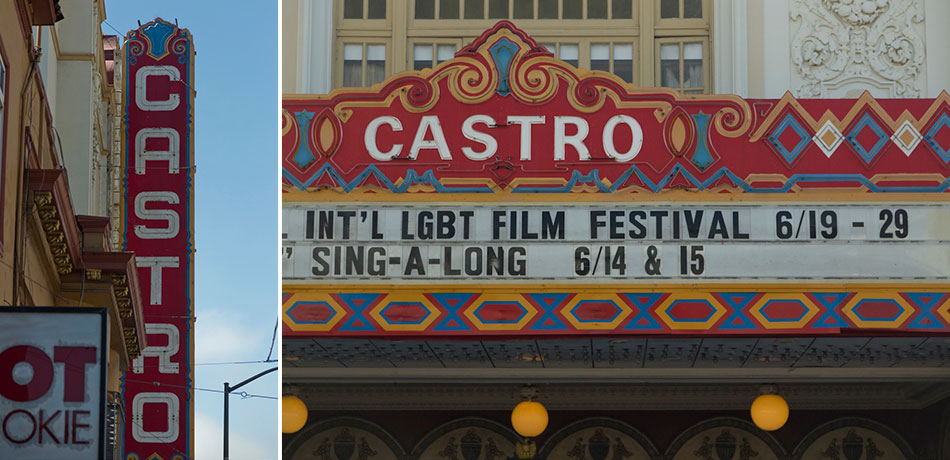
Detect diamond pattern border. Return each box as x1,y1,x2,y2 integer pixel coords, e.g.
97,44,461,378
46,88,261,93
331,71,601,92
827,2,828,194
891,120,922,157
282,290,950,336
846,113,890,165
924,112,950,165
767,113,812,165
813,120,844,158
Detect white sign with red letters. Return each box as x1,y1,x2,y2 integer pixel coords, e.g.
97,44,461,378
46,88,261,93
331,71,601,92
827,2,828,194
0,308,107,459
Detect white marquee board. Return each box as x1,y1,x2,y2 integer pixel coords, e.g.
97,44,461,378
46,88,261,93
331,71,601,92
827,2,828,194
283,204,950,282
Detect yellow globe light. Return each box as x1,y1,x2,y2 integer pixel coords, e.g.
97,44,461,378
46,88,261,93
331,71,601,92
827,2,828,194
750,393,789,431
282,395,308,433
511,400,548,438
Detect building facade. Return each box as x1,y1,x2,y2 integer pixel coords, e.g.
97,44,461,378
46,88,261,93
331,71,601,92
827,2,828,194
282,0,950,98
282,2,950,459
0,1,147,457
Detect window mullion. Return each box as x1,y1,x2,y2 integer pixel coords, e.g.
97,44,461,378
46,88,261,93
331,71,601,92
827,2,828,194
678,41,684,91
362,44,368,86
609,41,614,74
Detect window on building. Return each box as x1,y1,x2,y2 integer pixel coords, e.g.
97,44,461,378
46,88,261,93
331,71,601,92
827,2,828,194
589,43,634,82
554,43,579,67
417,0,635,20
344,0,387,19
659,0,703,19
657,40,705,93
413,43,457,70
342,43,387,87
335,0,710,91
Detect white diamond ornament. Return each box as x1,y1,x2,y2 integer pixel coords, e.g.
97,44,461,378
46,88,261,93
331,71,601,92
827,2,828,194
812,120,844,158
891,120,922,157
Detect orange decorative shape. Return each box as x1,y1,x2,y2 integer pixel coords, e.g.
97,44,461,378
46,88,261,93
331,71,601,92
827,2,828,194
560,294,632,330
368,293,440,331
311,108,342,158
654,293,726,330
748,294,819,330
937,296,950,326
841,293,914,328
664,109,695,157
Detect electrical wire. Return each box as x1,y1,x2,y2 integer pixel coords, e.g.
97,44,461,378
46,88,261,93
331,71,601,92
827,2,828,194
123,378,276,400
265,321,278,362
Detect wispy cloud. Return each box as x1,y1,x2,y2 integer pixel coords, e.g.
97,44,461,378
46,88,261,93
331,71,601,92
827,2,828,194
196,307,273,364
196,410,275,460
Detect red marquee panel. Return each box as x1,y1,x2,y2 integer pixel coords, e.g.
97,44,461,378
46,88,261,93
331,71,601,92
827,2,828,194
282,22,950,198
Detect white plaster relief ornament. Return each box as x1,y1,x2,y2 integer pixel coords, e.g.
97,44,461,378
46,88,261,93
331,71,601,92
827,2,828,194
790,0,925,97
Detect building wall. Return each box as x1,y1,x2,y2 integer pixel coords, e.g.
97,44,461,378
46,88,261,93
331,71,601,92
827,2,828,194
1,2,146,456
286,408,939,459
283,0,950,97
283,0,333,94
36,0,115,217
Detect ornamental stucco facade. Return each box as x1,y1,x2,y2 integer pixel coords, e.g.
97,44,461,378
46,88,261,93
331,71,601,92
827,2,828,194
283,0,950,98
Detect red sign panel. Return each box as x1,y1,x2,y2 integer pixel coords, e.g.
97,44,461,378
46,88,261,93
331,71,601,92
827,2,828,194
282,22,950,197
121,19,195,460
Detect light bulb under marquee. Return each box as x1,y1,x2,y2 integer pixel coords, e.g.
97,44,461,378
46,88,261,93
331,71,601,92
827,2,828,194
750,393,789,431
282,395,308,434
511,400,549,438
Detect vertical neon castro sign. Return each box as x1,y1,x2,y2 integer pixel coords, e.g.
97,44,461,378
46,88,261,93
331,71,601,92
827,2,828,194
121,18,195,460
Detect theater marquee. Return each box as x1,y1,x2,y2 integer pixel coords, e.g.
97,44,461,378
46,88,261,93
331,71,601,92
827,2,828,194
121,19,195,459
283,22,950,337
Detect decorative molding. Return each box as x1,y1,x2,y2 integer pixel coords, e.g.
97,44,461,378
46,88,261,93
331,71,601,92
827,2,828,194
283,382,948,412
27,169,85,275
283,416,407,460
790,0,926,97
281,413,925,460
32,190,74,275
282,288,950,337
408,417,518,459
538,417,661,459
791,417,917,460
111,274,141,359
664,417,785,460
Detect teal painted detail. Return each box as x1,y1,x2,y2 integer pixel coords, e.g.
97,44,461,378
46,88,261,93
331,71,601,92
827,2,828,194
768,113,811,165
846,112,889,165
141,19,176,59
924,113,950,165
293,110,316,169
489,37,519,96
690,111,714,170
284,163,950,194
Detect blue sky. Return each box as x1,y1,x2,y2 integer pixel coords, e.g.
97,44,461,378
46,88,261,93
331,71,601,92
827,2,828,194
104,2,279,459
